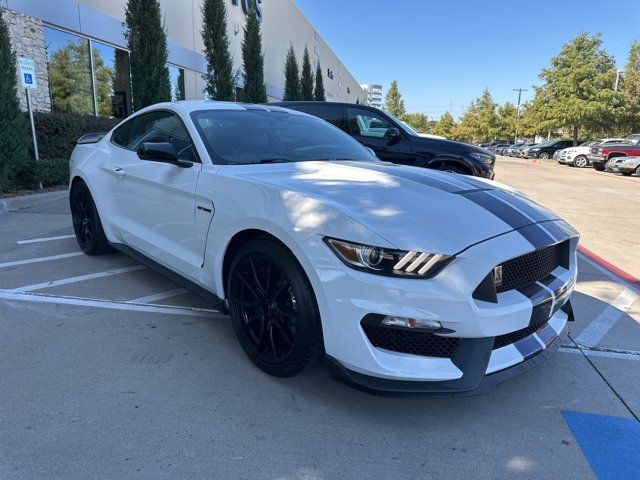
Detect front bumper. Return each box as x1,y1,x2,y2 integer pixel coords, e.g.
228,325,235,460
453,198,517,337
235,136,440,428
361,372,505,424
327,304,571,397
588,154,605,166
302,220,579,393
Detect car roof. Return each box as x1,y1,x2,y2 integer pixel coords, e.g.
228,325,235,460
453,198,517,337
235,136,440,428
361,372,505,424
270,101,377,109
140,100,303,115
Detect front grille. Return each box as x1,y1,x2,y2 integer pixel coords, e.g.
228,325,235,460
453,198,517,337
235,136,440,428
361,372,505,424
361,323,460,358
493,321,546,350
496,241,569,293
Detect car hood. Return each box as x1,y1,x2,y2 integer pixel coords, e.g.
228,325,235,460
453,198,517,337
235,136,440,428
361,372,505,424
226,161,561,254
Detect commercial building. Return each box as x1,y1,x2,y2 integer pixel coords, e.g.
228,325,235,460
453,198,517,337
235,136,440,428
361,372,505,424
2,0,365,119
361,83,383,109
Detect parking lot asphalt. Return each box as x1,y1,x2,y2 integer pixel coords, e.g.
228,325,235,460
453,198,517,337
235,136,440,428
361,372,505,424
1,165,639,479
495,155,640,281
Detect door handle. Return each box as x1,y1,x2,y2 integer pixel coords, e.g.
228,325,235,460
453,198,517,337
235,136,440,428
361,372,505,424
113,167,125,177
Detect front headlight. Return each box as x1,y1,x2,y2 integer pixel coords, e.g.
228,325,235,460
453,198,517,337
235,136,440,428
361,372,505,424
324,238,453,278
469,152,494,164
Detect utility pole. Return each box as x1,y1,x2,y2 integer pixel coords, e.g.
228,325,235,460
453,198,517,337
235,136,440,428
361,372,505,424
614,70,624,91
513,88,528,143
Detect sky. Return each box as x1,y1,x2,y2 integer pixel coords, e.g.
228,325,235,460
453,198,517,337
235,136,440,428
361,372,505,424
293,0,640,119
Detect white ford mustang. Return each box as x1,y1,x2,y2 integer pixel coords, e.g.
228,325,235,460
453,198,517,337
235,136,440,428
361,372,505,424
69,101,579,396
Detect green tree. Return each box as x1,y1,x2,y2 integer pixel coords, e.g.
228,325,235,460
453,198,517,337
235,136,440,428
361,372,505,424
621,41,640,134
0,9,31,191
202,0,235,101
282,45,300,101
48,41,94,115
496,102,518,140
536,33,619,145
457,89,499,141
241,7,267,103
384,80,405,116
431,111,456,138
124,0,171,110
92,48,115,117
398,113,430,133
300,46,314,100
314,62,325,101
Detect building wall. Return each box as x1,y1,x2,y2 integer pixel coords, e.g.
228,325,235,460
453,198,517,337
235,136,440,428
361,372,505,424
1,8,51,112
5,0,365,111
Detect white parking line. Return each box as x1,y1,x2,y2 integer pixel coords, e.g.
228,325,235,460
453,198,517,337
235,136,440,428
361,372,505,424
9,265,145,292
0,290,224,318
0,252,84,269
559,346,640,362
129,288,187,304
574,287,638,347
16,234,76,245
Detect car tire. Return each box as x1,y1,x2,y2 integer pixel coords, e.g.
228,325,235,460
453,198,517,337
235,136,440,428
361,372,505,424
572,155,588,168
636,166,640,177
593,163,606,171
227,237,324,377
70,179,113,255
537,152,550,159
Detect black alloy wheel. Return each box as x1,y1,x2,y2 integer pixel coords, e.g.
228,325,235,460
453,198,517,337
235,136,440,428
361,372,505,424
227,238,324,377
70,180,111,255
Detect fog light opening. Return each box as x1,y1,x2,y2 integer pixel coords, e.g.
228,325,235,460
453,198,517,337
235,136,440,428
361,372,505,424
381,315,442,331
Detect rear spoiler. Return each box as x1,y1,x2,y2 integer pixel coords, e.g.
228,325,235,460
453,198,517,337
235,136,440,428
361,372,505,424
77,132,107,145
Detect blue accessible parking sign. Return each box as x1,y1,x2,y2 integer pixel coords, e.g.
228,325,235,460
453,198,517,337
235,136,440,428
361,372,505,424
18,57,37,90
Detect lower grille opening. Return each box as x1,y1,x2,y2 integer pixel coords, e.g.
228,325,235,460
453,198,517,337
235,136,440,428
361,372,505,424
361,321,460,358
493,321,547,350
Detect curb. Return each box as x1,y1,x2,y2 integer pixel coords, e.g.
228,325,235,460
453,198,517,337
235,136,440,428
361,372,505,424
578,245,640,294
0,189,68,214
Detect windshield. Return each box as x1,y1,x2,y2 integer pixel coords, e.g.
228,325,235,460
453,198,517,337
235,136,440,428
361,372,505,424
627,134,640,144
191,109,378,165
385,111,420,136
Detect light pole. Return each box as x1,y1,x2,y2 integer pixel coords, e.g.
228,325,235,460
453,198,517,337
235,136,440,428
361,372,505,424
513,88,528,143
614,70,624,91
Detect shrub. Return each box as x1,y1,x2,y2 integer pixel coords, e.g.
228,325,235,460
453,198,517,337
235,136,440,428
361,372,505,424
36,158,70,188
33,111,120,160
0,10,31,192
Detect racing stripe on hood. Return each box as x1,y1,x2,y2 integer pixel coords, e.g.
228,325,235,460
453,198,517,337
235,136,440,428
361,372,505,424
460,190,556,247
339,161,561,248
342,162,473,193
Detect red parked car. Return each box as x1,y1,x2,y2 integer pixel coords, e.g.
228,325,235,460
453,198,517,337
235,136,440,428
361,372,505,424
588,134,640,171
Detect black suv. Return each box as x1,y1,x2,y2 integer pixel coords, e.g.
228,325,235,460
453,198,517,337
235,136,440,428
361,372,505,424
270,101,495,179
527,140,579,159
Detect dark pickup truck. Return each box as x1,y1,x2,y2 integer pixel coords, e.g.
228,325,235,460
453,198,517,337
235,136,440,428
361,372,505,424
588,135,640,171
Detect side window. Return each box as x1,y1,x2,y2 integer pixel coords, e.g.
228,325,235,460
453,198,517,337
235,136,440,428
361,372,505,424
346,108,394,138
112,111,198,162
305,105,346,131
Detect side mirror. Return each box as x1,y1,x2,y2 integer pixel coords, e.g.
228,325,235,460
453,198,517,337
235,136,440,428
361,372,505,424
384,127,401,139
137,142,192,168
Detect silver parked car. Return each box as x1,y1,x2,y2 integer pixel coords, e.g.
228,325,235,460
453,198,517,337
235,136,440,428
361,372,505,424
608,156,640,176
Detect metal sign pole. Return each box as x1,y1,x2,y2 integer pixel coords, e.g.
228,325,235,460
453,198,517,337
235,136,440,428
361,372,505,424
25,88,42,189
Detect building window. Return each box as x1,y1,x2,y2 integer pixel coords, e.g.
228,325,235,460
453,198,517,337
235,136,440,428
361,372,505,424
92,40,132,118
168,64,185,101
43,26,94,115
44,26,133,118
